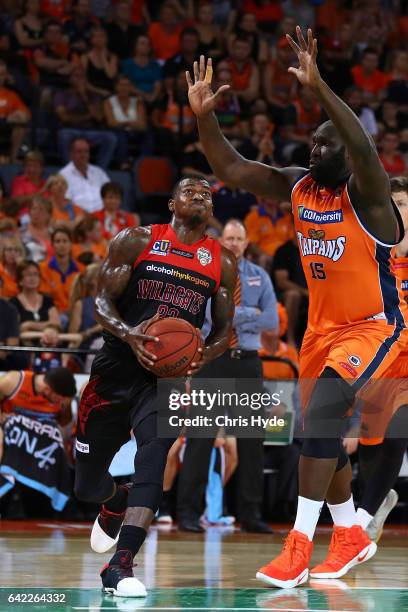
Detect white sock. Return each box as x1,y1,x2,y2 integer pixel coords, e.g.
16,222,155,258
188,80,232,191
355,507,373,529
293,496,324,541
327,495,356,527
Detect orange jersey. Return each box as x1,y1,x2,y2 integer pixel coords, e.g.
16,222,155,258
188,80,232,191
72,241,107,262
3,370,61,416
0,263,19,298
39,257,83,312
245,207,294,257
392,255,408,304
292,174,407,334
259,342,299,379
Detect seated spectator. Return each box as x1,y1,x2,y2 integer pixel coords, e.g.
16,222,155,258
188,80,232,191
39,227,82,318
282,0,315,32
241,0,283,34
259,303,299,380
0,276,26,370
227,36,260,108
318,23,355,97
238,112,275,163
68,263,102,351
59,138,109,214
152,70,196,155
10,151,45,221
343,86,378,137
163,27,200,91
63,0,98,54
20,196,53,263
212,183,257,225
282,87,322,162
379,130,407,177
351,48,389,107
55,66,117,170
387,49,408,106
33,21,73,90
0,238,26,298
45,174,83,227
245,197,293,267
213,67,244,141
121,35,162,105
41,0,69,20
10,260,61,335
263,37,297,122
105,0,144,61
227,11,269,64
14,0,44,51
80,27,118,96
272,237,308,347
148,2,184,62
182,140,216,183
22,323,83,370
104,75,149,167
95,181,138,241
0,60,31,163
377,99,405,135
72,215,107,261
194,2,223,59
0,368,76,513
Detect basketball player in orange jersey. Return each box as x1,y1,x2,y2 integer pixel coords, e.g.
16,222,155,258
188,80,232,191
74,177,237,597
354,177,408,542
186,27,408,588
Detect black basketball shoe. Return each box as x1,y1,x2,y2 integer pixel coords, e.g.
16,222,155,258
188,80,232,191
101,550,147,597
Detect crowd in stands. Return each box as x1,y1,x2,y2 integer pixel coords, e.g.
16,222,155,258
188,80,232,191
0,0,407,523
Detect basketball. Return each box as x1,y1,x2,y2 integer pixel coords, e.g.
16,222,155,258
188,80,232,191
144,317,203,377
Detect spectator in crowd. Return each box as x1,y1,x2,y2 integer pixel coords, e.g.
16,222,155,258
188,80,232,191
14,0,44,51
10,260,61,335
59,137,109,213
211,0,238,30
282,0,315,32
104,75,149,167
272,236,308,348
212,183,257,225
263,37,297,122
45,174,83,226
227,35,260,108
227,11,269,64
105,0,143,60
182,139,216,183
152,70,196,155
245,197,293,268
120,35,162,105
72,215,107,261
39,226,82,318
377,98,405,135
163,27,200,91
20,196,53,263
387,49,408,106
33,21,73,91
282,87,322,162
351,47,389,107
10,151,45,218
95,181,138,241
194,2,223,59
343,86,378,137
0,238,25,298
148,2,184,62
63,0,97,54
0,60,31,163
213,66,244,141
40,0,69,20
238,112,275,163
260,302,299,380
379,130,407,177
55,66,117,170
0,276,25,371
80,27,118,96
68,263,102,353
241,0,283,34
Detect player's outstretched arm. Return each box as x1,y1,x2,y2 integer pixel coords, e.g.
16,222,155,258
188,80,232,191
287,27,398,243
95,227,160,369
186,56,305,200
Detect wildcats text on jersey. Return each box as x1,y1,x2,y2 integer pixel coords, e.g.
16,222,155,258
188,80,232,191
297,230,346,261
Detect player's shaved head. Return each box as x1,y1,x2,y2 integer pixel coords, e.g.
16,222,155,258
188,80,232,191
172,176,211,199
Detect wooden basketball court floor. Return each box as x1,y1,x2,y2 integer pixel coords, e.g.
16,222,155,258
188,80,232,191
1,521,407,612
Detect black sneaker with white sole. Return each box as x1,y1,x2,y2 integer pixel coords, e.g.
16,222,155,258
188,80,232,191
101,550,147,598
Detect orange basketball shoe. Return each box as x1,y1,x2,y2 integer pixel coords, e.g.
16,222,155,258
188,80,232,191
256,530,313,589
310,525,377,579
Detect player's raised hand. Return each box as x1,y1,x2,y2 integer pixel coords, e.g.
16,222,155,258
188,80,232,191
186,55,230,118
286,26,321,89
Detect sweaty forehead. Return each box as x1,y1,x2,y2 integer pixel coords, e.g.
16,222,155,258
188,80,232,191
314,122,342,144
179,179,211,192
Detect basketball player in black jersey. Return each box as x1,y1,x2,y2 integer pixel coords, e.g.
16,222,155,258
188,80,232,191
74,177,237,597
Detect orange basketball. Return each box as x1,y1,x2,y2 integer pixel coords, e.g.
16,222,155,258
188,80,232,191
144,317,203,377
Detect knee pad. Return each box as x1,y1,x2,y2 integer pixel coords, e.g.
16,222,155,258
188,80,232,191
303,367,355,440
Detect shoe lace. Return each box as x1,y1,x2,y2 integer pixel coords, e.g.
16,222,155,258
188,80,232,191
326,529,355,566
277,533,308,570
